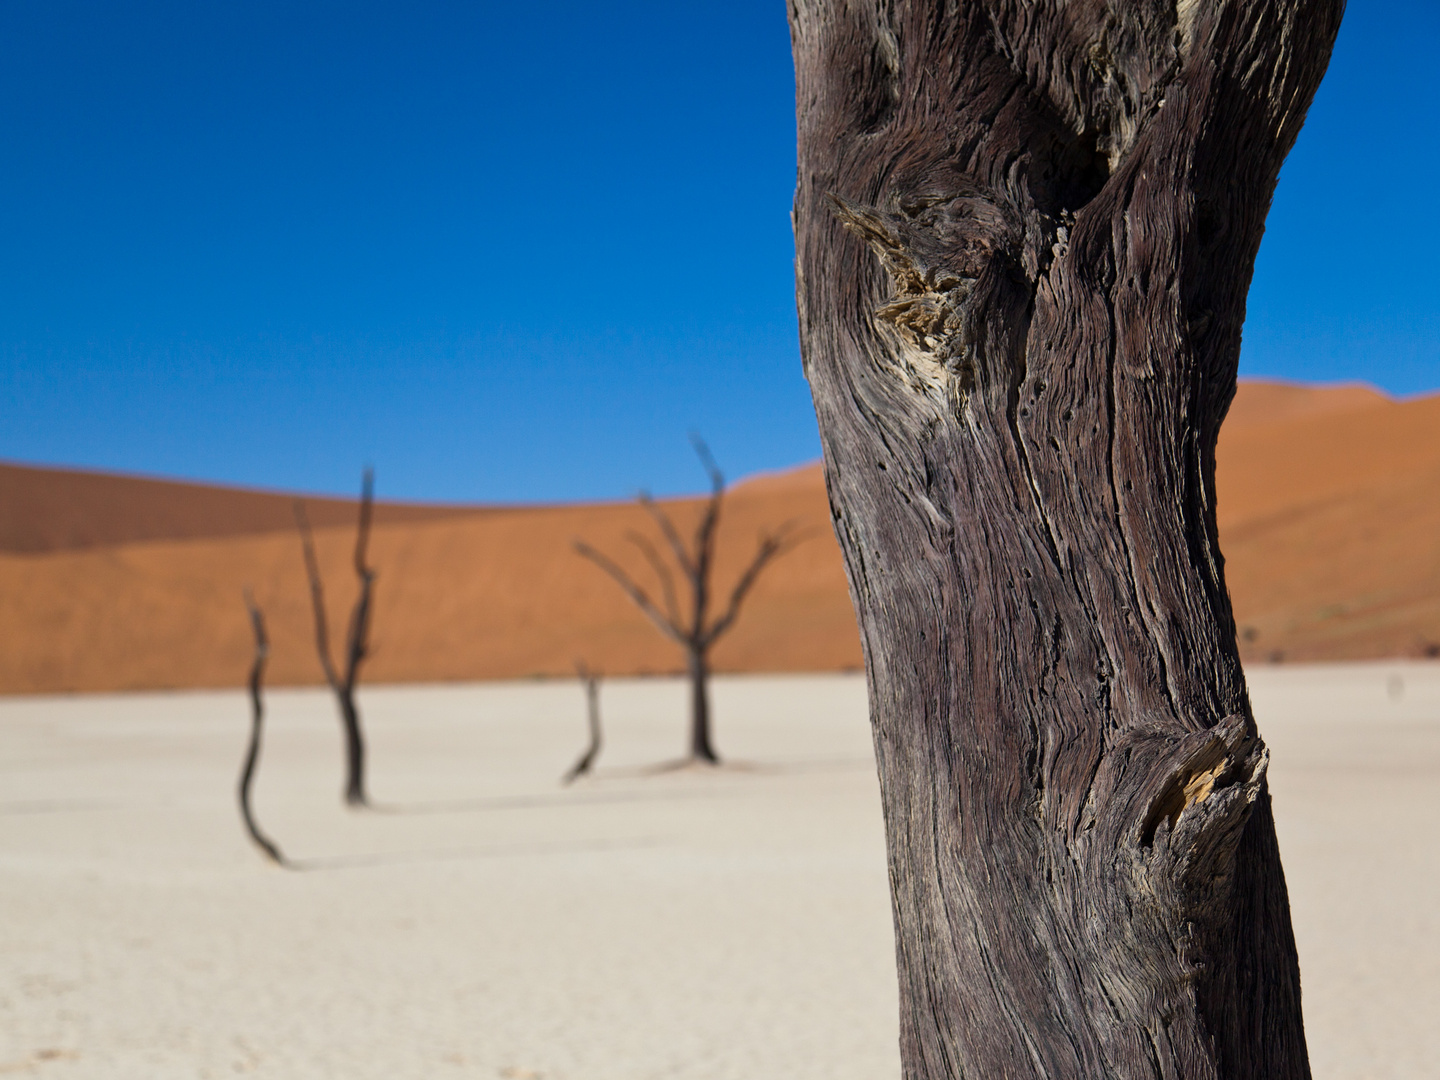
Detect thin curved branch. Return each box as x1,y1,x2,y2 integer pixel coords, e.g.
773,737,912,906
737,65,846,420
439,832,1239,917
574,540,687,644
689,432,725,494
344,569,374,688
702,522,809,648
239,589,285,866
625,530,682,627
344,471,376,688
354,466,375,579
294,501,341,691
638,492,697,583
688,435,725,592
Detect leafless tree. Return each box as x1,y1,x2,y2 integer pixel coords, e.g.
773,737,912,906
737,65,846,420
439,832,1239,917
238,588,285,866
789,0,1340,1073
561,661,603,784
575,439,802,764
295,468,376,807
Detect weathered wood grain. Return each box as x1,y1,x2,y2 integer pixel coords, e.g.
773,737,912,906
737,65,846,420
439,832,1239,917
788,1,1343,1076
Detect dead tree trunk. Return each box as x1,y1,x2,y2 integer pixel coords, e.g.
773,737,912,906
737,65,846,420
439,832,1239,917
576,438,800,765
685,646,716,762
563,661,604,783
238,589,285,866
296,468,377,808
789,2,1341,1077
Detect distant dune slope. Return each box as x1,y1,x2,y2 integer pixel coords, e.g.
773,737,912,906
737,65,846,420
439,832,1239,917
1217,384,1440,664
0,468,854,692
1,380,1437,693
0,462,480,553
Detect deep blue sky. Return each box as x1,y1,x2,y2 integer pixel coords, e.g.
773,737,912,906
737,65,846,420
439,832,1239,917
1,2,1435,502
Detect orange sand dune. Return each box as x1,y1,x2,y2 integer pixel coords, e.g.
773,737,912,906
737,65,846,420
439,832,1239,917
0,465,855,692
1218,380,1387,430
0,461,479,554
1218,384,1440,663
1,379,1437,694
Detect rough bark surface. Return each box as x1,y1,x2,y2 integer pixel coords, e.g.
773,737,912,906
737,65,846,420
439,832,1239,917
788,2,1342,1077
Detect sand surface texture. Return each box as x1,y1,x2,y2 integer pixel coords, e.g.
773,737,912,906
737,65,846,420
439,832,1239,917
3,380,1439,694
2,666,1437,1079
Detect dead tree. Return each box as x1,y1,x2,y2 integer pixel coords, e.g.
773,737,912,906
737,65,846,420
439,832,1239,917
238,589,285,866
575,439,800,763
295,468,377,807
562,661,604,784
790,1,1342,1076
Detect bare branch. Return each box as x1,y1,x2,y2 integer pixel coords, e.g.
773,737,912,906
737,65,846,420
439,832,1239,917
689,433,725,494
574,540,688,644
343,568,374,689
626,530,682,627
638,491,697,583
294,501,341,691
243,586,268,663
688,436,725,594
344,469,377,689
238,588,285,866
354,466,375,579
702,522,808,647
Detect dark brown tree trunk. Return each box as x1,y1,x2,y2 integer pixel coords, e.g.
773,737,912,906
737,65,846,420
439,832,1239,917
789,2,1342,1077
686,646,717,763
338,688,366,807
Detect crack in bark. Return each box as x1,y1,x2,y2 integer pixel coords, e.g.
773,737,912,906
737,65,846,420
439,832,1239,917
1005,314,1065,576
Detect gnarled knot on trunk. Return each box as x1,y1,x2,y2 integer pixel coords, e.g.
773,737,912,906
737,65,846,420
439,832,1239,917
1130,713,1269,922
828,192,999,407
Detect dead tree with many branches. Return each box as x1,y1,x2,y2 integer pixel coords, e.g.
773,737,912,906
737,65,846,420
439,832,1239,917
238,588,285,866
295,468,377,808
575,440,801,764
790,0,1342,1075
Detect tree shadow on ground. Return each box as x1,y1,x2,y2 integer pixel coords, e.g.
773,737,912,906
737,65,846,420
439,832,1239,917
604,756,875,779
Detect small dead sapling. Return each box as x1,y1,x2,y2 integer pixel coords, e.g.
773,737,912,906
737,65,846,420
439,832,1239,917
238,588,285,866
562,661,604,784
295,468,377,807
